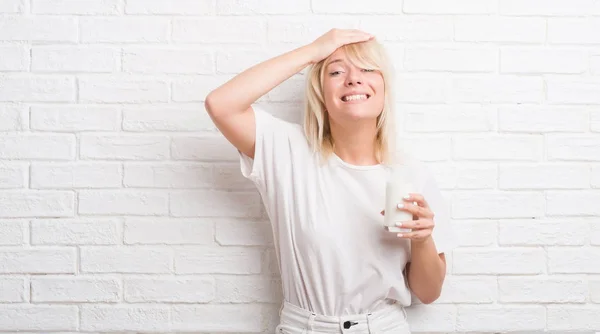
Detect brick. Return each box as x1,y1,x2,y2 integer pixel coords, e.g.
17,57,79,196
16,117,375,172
124,218,214,245
499,219,590,246
266,77,305,102
0,134,74,160
30,105,120,132
453,220,497,247
437,276,497,304
452,191,544,219
451,76,543,103
31,219,120,245
0,0,24,13
361,17,453,42
262,248,280,275
173,18,264,43
171,135,239,161
124,276,214,303
313,0,402,13
547,78,600,104
0,248,76,273
31,276,120,302
0,305,77,331
32,0,120,14
81,246,172,273
457,306,545,332
80,17,169,43
126,0,214,14
453,135,542,161
217,0,309,14
547,306,600,330
500,0,597,15
404,47,497,72
123,48,213,74
215,219,272,246
174,246,262,274
403,105,493,132
0,191,74,218
170,190,262,218
172,75,235,102
501,47,586,74
548,18,600,44
398,135,451,162
0,277,25,302
453,248,545,274
404,0,496,13
499,164,589,189
80,134,170,160
216,47,288,74
78,190,169,216
171,304,265,332
80,305,170,332
499,106,588,132
0,76,75,102
215,275,281,303
592,54,600,75
32,46,118,72
124,162,252,189
427,162,497,189
0,162,27,189
591,280,600,302
123,105,215,132
268,18,361,44
31,162,121,189
548,247,600,273
499,277,587,303
456,16,545,43
397,75,451,103
592,110,600,132
547,135,600,161
0,45,28,71
404,305,456,332
79,77,169,103
0,105,24,131
0,17,77,42
547,191,600,216
0,220,24,245
593,165,600,188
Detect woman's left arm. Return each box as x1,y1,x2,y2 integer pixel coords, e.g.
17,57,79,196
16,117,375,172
394,193,447,304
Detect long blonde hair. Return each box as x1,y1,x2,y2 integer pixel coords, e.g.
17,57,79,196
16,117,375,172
303,39,397,165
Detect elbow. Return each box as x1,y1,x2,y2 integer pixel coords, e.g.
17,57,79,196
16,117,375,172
204,93,217,116
415,287,442,305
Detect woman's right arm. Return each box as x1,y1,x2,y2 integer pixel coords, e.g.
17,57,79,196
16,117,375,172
204,29,373,159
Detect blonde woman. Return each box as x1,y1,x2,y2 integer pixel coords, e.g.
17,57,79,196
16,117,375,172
205,29,456,333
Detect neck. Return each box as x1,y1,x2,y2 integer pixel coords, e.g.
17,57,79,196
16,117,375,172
330,119,379,166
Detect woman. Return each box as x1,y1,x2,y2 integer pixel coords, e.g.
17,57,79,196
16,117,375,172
205,29,457,334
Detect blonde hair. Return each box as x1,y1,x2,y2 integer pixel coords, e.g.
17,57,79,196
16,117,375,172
303,39,397,165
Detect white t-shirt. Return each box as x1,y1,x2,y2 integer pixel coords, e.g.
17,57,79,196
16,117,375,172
238,106,457,316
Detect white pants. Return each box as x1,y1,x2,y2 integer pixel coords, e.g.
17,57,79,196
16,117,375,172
276,301,411,334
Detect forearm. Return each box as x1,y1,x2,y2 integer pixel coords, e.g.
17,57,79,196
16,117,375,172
205,45,314,116
407,236,446,304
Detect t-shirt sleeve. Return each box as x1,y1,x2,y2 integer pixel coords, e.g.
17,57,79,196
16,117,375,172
421,168,458,255
238,104,301,190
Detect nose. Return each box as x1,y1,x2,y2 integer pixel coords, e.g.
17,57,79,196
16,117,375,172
345,69,363,86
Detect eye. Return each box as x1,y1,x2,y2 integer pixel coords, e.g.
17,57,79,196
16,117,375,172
362,69,375,72
329,71,343,76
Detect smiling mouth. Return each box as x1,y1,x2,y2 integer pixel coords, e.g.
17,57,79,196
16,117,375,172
341,94,371,102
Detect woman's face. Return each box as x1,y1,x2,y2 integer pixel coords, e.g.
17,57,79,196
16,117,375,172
321,48,385,125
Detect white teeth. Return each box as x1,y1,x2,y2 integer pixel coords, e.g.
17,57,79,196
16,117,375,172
342,94,368,102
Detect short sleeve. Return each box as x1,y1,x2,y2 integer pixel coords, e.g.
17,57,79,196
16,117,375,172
238,104,304,191
420,168,458,255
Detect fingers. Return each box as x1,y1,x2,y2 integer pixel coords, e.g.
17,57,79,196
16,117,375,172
396,229,432,241
396,201,434,219
403,193,430,209
394,219,434,230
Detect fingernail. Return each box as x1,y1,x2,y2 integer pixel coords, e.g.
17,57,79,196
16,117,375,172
397,203,404,209
403,195,411,199
395,222,402,227
397,233,403,238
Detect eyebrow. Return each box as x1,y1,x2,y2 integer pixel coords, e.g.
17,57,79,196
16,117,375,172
326,59,344,67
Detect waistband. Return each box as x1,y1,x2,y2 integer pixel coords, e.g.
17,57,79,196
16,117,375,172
278,301,408,333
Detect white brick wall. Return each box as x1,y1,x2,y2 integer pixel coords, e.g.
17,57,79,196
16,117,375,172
0,1,597,332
